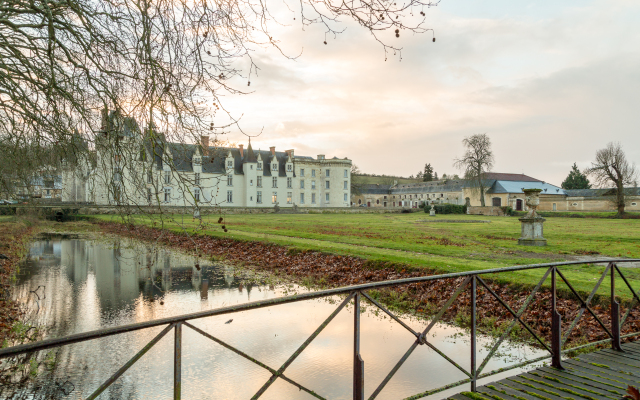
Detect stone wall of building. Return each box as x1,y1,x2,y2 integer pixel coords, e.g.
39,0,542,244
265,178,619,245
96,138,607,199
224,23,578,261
467,206,506,216
538,195,640,212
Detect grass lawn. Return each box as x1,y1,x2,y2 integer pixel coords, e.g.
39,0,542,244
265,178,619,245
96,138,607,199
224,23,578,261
92,212,640,300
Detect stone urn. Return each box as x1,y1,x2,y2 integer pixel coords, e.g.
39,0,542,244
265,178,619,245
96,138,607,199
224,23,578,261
430,202,436,216
518,189,546,246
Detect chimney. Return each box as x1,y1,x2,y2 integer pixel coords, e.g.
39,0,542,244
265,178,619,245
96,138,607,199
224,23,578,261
201,135,209,156
285,149,294,158
239,144,244,158
270,146,276,156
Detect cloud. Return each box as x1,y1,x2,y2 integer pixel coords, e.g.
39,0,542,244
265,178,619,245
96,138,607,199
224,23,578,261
214,0,640,184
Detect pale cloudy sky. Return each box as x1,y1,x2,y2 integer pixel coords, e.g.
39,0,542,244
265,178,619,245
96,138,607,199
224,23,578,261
218,0,640,186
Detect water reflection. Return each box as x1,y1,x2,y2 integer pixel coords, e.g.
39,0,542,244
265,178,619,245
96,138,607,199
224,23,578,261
4,236,546,400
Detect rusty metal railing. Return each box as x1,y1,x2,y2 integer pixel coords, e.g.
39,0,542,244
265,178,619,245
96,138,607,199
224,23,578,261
2,259,640,399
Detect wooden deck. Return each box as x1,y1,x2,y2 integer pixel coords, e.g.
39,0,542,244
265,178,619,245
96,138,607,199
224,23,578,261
446,341,640,400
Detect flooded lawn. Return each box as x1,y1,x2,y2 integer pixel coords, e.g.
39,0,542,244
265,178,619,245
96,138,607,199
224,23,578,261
2,235,545,399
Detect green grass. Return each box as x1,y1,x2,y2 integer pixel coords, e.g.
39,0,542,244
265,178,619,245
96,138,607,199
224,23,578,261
90,212,640,300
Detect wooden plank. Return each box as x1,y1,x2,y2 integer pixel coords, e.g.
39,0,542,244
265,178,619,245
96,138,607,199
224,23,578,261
583,350,640,365
477,386,519,400
577,354,640,375
489,382,541,400
447,394,476,400
531,368,623,395
600,349,640,361
507,376,584,400
527,370,620,399
517,372,612,400
537,367,627,395
560,365,634,390
579,352,640,368
621,341,640,352
618,345,640,356
577,353,640,371
617,347,640,358
498,378,568,400
563,359,640,386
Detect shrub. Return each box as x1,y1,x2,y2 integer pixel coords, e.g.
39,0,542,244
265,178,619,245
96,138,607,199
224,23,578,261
500,206,514,216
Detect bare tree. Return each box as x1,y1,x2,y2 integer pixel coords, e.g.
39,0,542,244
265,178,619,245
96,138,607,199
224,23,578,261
454,133,494,207
0,0,441,210
586,142,638,216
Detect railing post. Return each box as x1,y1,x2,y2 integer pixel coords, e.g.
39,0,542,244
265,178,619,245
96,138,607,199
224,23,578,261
470,275,477,392
354,292,364,400
551,267,563,369
174,322,182,399
611,264,622,351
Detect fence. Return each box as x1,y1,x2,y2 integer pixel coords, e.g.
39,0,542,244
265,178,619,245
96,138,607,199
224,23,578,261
1,259,640,400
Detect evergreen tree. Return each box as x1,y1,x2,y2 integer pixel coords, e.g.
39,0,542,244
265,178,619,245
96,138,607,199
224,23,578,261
561,163,591,190
434,172,439,180
423,163,434,181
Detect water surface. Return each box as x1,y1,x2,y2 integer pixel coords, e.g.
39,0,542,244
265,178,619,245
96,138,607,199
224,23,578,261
4,235,545,399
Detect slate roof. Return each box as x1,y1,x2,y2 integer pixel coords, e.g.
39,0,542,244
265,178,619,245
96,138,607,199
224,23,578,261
244,142,257,163
565,188,640,197
142,139,293,177
487,180,564,195
483,173,540,182
392,181,465,194
359,184,392,194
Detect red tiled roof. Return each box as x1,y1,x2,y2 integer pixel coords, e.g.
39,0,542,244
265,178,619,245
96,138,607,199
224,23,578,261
483,173,540,182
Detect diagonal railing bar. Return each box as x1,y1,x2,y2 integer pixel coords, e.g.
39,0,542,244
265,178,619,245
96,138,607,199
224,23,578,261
368,276,472,400
86,323,175,400
182,322,326,400
476,276,551,351
423,340,472,378
4,259,640,360
475,268,552,375
422,276,473,338
614,264,640,328
558,265,613,345
361,291,420,338
3,259,640,400
403,377,473,400
406,351,555,400
250,292,356,400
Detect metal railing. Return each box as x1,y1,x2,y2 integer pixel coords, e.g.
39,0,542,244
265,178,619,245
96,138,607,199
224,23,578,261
2,259,640,400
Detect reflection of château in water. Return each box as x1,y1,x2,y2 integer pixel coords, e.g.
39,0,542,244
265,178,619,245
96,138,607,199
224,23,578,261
9,237,268,399
20,237,255,315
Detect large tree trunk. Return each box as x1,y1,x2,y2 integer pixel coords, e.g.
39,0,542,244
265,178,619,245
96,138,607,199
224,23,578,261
480,185,485,207
617,181,626,217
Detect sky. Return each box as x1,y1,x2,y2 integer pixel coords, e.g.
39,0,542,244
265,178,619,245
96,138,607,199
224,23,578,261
217,0,640,186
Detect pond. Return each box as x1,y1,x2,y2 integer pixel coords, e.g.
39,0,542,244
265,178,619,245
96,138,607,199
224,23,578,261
3,235,545,399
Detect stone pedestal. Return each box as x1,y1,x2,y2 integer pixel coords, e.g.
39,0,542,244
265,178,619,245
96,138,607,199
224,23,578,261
518,216,547,246
430,205,436,216
518,188,547,246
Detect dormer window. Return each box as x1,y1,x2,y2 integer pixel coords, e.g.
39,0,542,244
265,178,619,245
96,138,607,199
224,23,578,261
272,163,278,171
227,160,233,168
287,164,292,172
194,157,201,165
258,162,262,170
